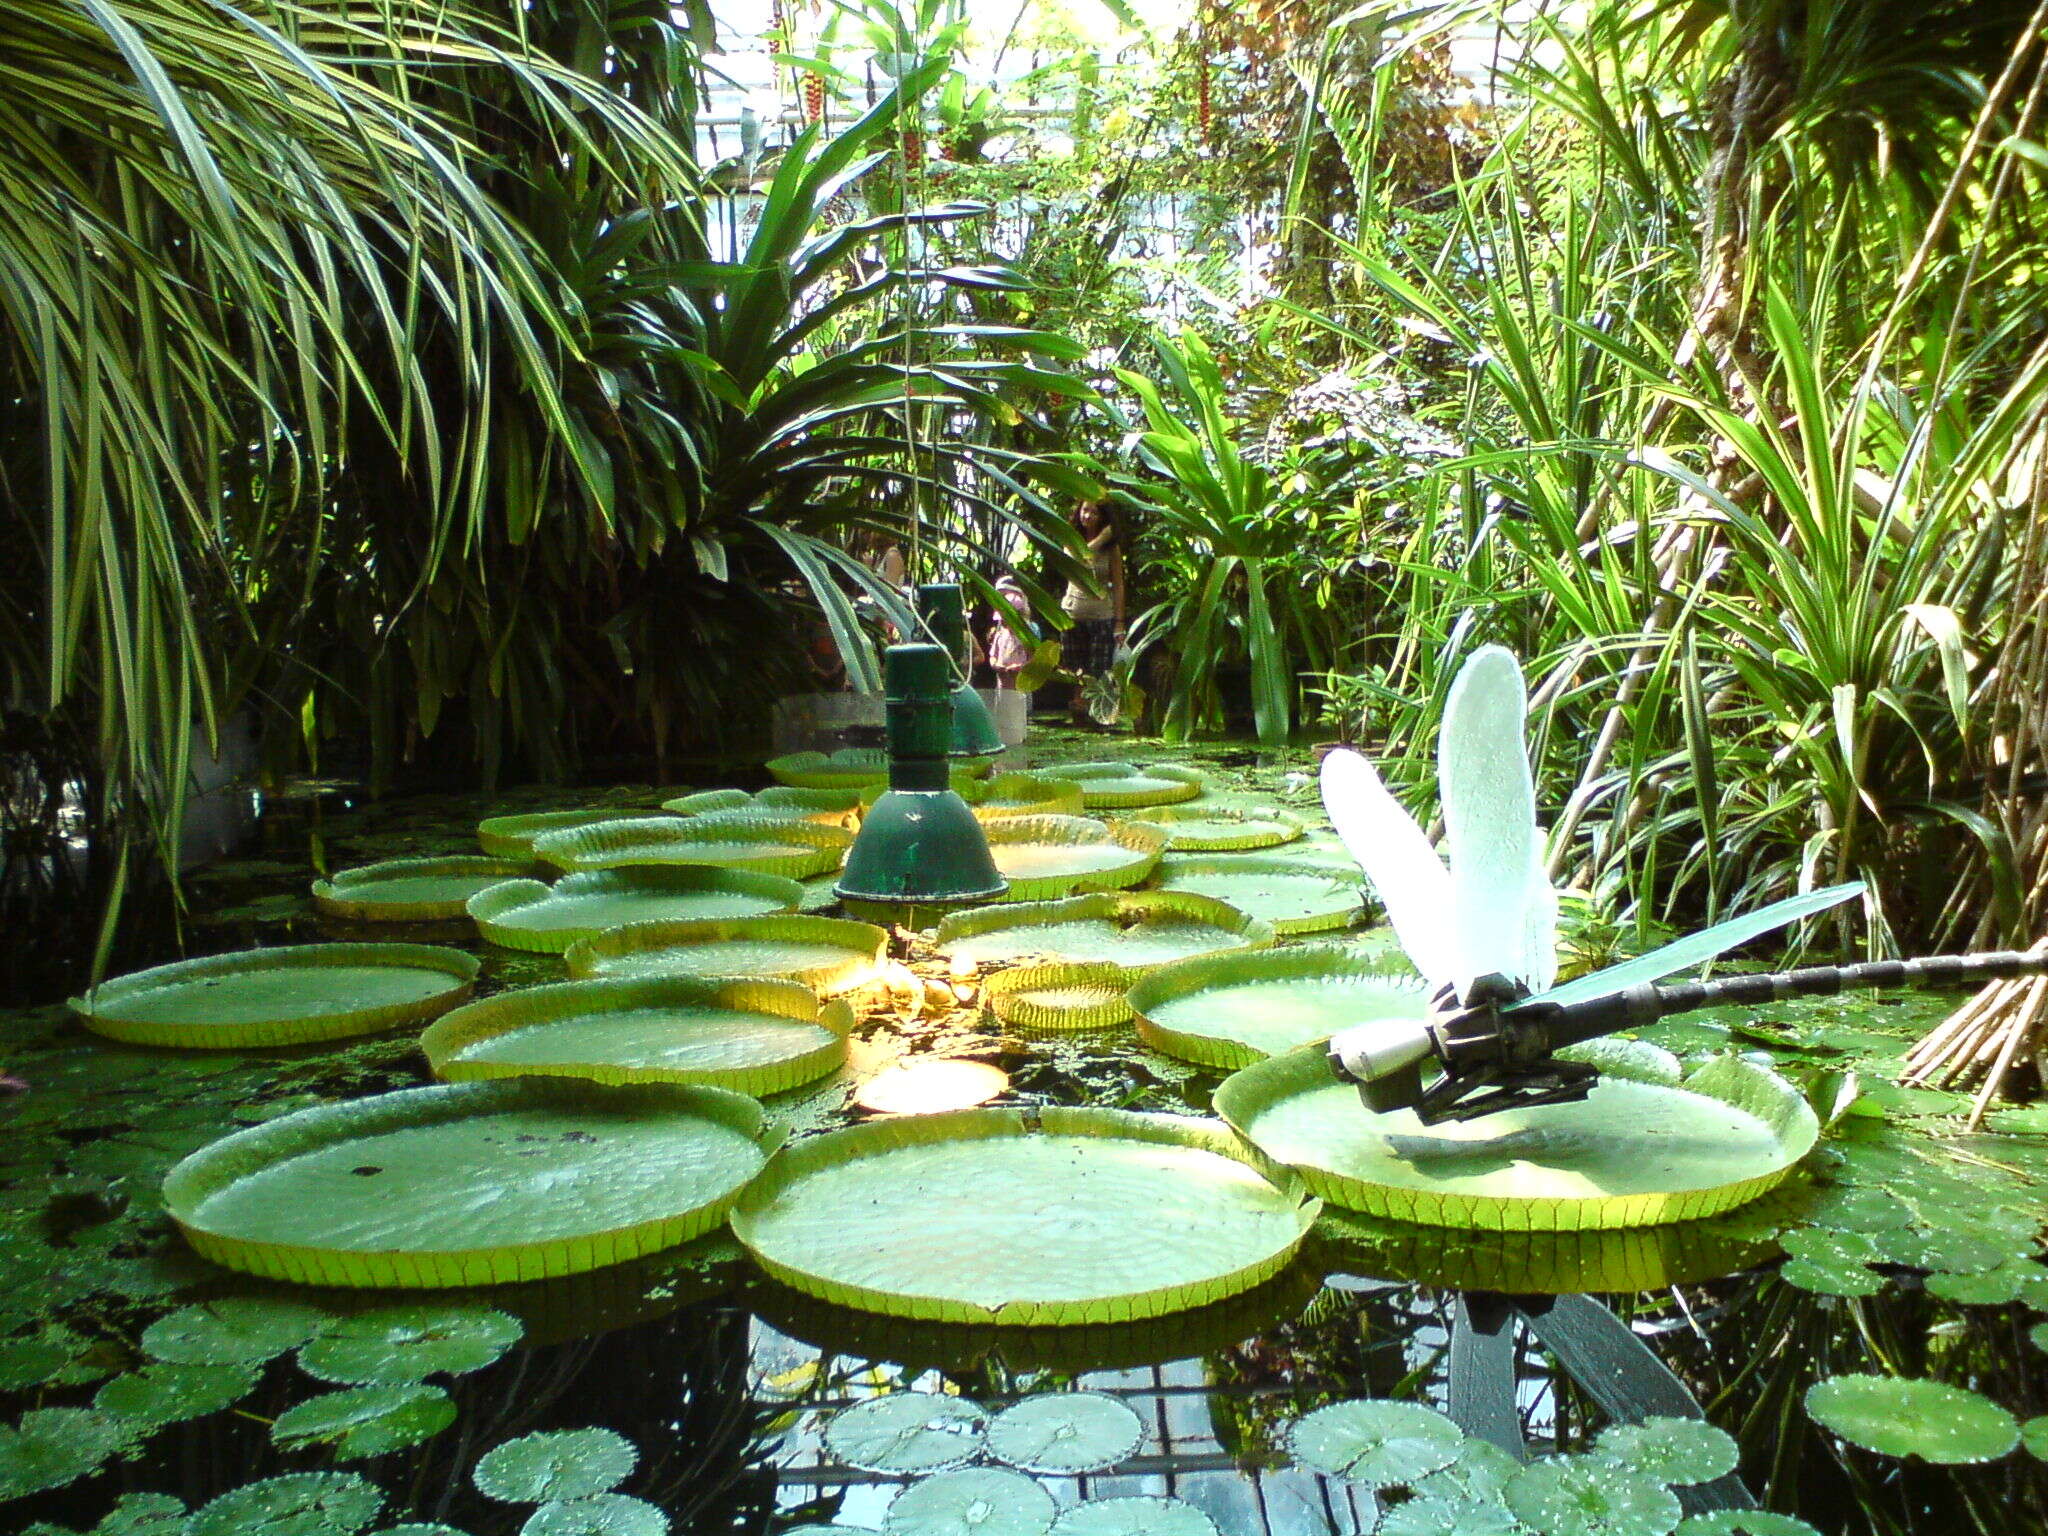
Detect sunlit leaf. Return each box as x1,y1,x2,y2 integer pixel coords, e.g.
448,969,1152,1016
185,1473,384,1536
1286,1399,1464,1486
1804,1375,2018,1463
298,1306,523,1385
1503,1456,1682,1536
1049,1497,1220,1535
474,1429,638,1503
140,1296,328,1365
985,1392,1143,1474
823,1393,986,1474
884,1468,1056,1536
273,1385,456,1461
1596,1418,1739,1485
95,1361,260,1428
517,1496,667,1536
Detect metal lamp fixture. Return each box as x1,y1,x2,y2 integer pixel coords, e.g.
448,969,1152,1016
915,582,1005,760
836,643,1008,924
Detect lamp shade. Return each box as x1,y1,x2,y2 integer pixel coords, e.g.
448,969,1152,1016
916,582,1005,760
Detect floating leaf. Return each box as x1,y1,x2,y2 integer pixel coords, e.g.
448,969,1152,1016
1128,947,1430,1069
973,816,1165,903
474,1429,638,1503
562,915,885,994
0,1408,131,1499
1053,762,1206,809
532,817,850,881
467,868,801,954
1377,1495,1520,1536
1804,1375,2018,1463
1503,1456,1682,1536
1286,1399,1465,1487
141,1296,327,1365
1925,1263,2034,1305
884,1468,1056,1536
824,1393,986,1473
1804,1185,1912,1233
1049,1497,1221,1535
935,892,1272,973
185,1473,384,1536
2031,1321,2048,1354
367,1528,473,1536
1776,1229,1883,1297
298,1306,523,1385
273,1385,456,1460
986,1393,1142,1473
1596,1418,1739,1485
1150,855,1365,936
517,1496,667,1536
0,1330,87,1389
95,1361,260,1427
95,1491,188,1535
313,858,538,923
1674,1515,1822,1535
2024,1417,2048,1461
1867,1225,2018,1275
1412,1437,1522,1502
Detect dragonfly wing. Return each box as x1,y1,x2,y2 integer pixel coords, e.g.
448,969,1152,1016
1321,747,1454,986
1440,645,1551,998
1523,882,1867,1011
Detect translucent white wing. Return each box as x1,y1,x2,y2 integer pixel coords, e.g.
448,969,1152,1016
1439,646,1553,998
1320,747,1454,986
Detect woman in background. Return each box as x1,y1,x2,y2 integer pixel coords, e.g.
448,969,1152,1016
1061,500,1124,726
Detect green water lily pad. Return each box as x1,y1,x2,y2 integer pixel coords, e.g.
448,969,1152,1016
1504,1457,1681,1536
986,1392,1142,1473
532,816,851,882
185,1473,383,1536
468,868,802,953
313,858,539,922
1118,804,1302,852
1925,1263,2035,1304
368,1527,473,1536
973,774,1087,821
731,1108,1318,1325
273,1383,456,1460
474,1427,638,1502
666,788,860,828
519,1497,666,1536
1378,1495,1519,1535
480,810,676,860
1804,1374,2018,1462
1777,1227,1884,1296
1056,762,1205,809
1050,1498,1220,1536
1597,1418,1739,1485
824,1393,986,1473
980,816,1165,902
2024,1416,2048,1460
91,1491,189,1536
71,943,480,1049
0,1331,89,1390
562,915,885,996
163,1080,774,1287
424,977,853,1097
0,1408,132,1499
885,1468,1056,1536
797,874,841,912
936,892,1273,975
1217,1049,1815,1231
1804,1184,1914,1233
981,963,1132,1031
767,749,890,789
94,1361,259,1426
1128,946,1430,1070
1150,856,1365,936
297,1304,523,1384
1675,1515,1822,1535
1286,1399,1464,1486
141,1296,327,1364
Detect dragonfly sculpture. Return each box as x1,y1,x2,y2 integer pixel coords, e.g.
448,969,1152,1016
1323,645,2048,1125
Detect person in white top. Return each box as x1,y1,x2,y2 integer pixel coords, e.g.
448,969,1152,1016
1060,500,1125,724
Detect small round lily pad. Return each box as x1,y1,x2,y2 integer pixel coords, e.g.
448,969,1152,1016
1378,1496,1518,1536
1596,1417,1740,1485
519,1497,666,1536
1675,1515,1823,1535
95,1361,260,1427
885,1468,1055,1536
272,1383,457,1460
141,1296,327,1365
474,1428,638,1502
0,1408,133,1500
313,858,539,922
824,1393,986,1473
1504,1457,1682,1536
1804,1374,2019,1463
185,1473,384,1536
1286,1399,1465,1486
986,1392,1143,1473
297,1304,523,1385
1051,1498,1220,1536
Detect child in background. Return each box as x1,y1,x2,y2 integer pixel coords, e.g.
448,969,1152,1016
988,574,1033,690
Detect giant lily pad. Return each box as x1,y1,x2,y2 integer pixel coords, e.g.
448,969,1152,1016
664,788,861,827
480,810,672,860
1056,762,1206,809
162,1079,777,1287
1127,946,1431,1069
466,868,802,954
532,816,850,881
1803,1374,2019,1463
1150,855,1366,936
562,915,885,995
423,977,854,1097
1121,804,1303,852
972,774,1087,821
1216,1048,1816,1231
312,858,539,923
729,1107,1318,1324
71,943,480,1049
766,748,890,789
935,892,1273,975
981,816,1165,902
981,962,1132,1031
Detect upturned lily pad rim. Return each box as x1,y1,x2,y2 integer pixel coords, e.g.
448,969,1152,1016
935,890,1275,973
1150,855,1367,936
1056,761,1209,808
70,943,481,1049
1127,945,1430,1070
729,1106,1321,1326
532,815,852,880
421,975,854,1096
981,815,1167,902
981,962,1134,1032
1117,804,1306,852
561,913,888,994
662,789,860,827
974,773,1089,821
466,867,803,953
1216,1048,1819,1232
478,808,674,860
163,1079,777,1288
311,856,546,922
769,750,992,790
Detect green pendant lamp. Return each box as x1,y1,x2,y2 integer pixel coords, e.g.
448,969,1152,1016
836,643,1009,925
916,582,1006,760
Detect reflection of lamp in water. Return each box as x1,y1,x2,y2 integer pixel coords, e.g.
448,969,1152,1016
916,582,1005,760
836,643,1009,923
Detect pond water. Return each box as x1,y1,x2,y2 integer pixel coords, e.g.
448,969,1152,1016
5,741,2048,1535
